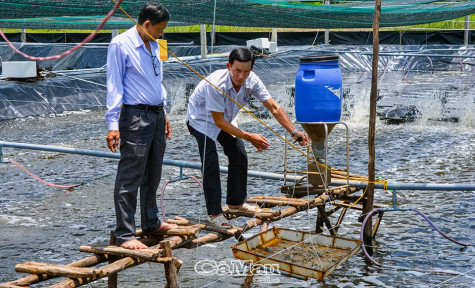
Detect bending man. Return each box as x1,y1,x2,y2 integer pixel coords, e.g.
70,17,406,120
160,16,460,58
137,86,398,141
186,48,309,228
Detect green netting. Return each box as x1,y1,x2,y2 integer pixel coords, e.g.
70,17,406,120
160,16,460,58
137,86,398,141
0,0,473,29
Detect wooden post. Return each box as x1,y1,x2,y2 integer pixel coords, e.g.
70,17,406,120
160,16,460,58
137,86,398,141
334,207,348,233
160,240,178,288
316,205,337,236
21,29,26,43
364,0,382,256
464,15,470,46
324,0,330,44
112,29,119,39
271,28,278,43
372,211,384,238
200,24,207,59
108,231,118,288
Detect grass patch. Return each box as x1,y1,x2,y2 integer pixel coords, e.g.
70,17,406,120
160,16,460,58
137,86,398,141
1,15,473,34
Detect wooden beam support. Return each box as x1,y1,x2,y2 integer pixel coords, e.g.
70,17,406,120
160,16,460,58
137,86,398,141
161,241,179,288
316,205,337,236
372,211,385,239
4,255,108,287
15,262,103,279
364,0,382,256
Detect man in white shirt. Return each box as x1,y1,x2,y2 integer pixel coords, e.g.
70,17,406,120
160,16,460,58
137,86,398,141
186,48,309,228
105,3,177,250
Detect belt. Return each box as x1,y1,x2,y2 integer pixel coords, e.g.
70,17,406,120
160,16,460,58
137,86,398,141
123,103,163,112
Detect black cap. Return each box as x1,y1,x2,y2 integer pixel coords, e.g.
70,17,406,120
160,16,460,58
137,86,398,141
299,55,339,63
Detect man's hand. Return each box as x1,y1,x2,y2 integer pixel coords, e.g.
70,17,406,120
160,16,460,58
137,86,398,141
106,130,120,153
293,130,310,147
246,133,270,151
165,117,172,140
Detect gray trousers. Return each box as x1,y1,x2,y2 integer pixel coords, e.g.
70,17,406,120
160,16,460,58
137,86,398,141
113,106,166,246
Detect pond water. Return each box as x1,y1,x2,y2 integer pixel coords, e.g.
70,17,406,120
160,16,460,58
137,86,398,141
0,95,473,287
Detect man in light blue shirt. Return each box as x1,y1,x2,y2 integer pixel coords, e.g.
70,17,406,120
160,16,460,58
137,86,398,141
105,3,177,250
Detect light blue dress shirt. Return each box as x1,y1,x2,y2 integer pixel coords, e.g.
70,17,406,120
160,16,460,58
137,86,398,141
105,26,167,131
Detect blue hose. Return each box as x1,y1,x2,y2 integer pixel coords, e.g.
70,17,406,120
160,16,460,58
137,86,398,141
360,208,470,266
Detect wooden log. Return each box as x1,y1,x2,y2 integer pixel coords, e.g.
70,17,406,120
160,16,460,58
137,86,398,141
261,221,269,232
161,241,179,288
222,207,280,219
174,259,184,274
108,231,118,288
248,195,308,202
237,193,333,239
79,245,162,262
222,205,278,217
185,233,227,248
4,255,108,287
372,211,385,239
364,0,382,257
15,262,103,279
334,207,348,233
242,272,255,288
50,237,188,288
168,217,240,236
247,198,311,207
334,201,385,211
0,284,30,288
331,186,360,196
317,205,337,236
166,217,190,226
150,227,199,237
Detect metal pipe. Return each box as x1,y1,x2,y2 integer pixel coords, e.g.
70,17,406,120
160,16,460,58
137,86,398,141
362,52,475,58
0,141,299,182
1,141,474,191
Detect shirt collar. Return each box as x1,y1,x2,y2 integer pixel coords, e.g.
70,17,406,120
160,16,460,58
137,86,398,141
131,26,158,55
131,26,144,49
225,70,252,92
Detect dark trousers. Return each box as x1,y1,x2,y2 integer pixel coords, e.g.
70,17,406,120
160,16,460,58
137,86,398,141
113,106,166,246
187,123,248,216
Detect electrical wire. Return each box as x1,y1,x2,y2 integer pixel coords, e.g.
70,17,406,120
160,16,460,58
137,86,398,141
113,0,390,190
9,160,80,190
0,0,125,61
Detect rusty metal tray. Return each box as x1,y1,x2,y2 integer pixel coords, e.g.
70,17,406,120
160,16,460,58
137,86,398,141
232,227,362,280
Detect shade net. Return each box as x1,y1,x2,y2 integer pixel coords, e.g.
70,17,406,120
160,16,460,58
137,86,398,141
0,0,473,29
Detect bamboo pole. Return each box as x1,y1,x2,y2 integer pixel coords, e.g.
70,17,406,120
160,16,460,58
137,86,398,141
0,284,30,288
15,262,103,279
49,236,185,288
4,255,108,287
78,245,162,262
364,0,382,256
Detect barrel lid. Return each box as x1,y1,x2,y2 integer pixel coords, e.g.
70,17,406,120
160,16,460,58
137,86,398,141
299,55,339,63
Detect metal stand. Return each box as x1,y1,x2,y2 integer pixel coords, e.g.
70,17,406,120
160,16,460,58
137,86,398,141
283,121,350,187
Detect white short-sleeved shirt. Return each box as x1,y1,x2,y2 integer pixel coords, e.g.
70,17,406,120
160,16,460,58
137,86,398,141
186,69,271,141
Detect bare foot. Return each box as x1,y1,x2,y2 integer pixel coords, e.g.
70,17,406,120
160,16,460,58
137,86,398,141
157,221,179,230
120,239,148,250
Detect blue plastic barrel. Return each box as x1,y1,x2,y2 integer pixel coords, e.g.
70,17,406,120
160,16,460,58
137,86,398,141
295,55,342,123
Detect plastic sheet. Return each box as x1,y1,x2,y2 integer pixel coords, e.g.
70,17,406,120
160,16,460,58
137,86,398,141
1,44,474,122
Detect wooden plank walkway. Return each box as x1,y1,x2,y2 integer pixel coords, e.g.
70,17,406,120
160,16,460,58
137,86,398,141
0,184,383,288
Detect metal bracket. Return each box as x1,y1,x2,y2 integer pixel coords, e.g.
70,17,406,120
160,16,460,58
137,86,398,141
0,144,10,164
169,167,190,183
392,189,398,209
